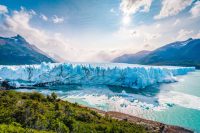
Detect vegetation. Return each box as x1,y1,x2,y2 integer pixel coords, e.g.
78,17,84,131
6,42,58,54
0,90,146,133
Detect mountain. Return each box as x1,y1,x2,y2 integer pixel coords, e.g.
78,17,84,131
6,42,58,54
0,35,55,65
113,50,151,64
113,38,200,68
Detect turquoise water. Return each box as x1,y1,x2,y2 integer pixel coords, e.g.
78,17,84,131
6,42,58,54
16,70,200,132
146,71,200,131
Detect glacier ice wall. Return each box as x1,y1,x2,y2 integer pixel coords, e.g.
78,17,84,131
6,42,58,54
0,62,195,89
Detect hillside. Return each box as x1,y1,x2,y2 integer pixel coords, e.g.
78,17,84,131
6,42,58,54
113,38,200,68
113,50,151,64
0,35,55,65
141,38,200,68
0,90,146,133
0,90,193,133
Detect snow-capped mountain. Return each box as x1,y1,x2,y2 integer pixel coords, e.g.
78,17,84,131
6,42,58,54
0,35,55,65
113,38,200,68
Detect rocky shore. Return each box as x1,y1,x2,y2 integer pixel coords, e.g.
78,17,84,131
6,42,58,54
87,107,193,133
0,80,18,90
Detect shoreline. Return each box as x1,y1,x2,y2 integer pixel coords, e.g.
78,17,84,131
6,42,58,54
84,106,193,133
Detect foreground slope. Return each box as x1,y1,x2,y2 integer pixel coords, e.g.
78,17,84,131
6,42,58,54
0,90,193,133
113,38,200,68
0,35,55,65
0,90,146,133
0,62,195,89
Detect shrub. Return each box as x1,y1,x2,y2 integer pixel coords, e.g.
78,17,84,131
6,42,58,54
0,91,146,133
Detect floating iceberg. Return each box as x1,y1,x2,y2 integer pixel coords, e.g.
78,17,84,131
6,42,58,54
0,62,195,89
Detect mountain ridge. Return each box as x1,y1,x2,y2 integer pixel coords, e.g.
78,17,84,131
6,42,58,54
113,50,151,64
0,35,56,65
113,38,200,68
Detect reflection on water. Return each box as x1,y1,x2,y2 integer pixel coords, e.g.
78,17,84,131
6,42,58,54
16,71,200,132
107,84,161,97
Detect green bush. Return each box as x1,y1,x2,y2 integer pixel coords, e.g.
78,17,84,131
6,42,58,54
0,90,146,133
0,123,52,133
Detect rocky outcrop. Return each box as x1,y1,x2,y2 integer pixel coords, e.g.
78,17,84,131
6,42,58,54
0,80,16,90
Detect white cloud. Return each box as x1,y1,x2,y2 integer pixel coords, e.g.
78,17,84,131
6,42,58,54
113,14,200,53
155,23,161,28
110,8,119,16
40,14,48,21
0,4,8,14
115,25,162,41
154,0,193,19
0,25,15,37
120,0,152,15
190,1,200,18
177,29,193,40
120,0,153,25
2,8,71,60
173,19,180,26
1,7,121,62
52,15,64,24
113,23,163,51
30,9,36,15
176,30,200,40
194,32,200,38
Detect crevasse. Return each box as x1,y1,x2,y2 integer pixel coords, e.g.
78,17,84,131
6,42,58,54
0,62,195,89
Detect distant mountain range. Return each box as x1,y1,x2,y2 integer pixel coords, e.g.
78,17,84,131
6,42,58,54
113,38,200,69
113,50,151,64
0,35,55,65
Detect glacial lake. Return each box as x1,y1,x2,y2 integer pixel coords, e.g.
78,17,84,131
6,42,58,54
16,70,200,132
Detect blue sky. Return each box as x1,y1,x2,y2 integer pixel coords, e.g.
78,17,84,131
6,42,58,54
0,0,200,62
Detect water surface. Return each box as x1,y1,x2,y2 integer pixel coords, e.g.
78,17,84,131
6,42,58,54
16,70,200,132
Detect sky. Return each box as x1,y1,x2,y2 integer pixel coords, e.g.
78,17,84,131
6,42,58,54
0,0,200,62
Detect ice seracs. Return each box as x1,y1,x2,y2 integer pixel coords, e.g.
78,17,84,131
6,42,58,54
0,62,195,89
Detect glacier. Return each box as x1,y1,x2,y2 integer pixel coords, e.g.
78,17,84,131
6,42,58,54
0,62,195,89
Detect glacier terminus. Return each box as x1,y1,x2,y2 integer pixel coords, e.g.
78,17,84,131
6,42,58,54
0,62,195,89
